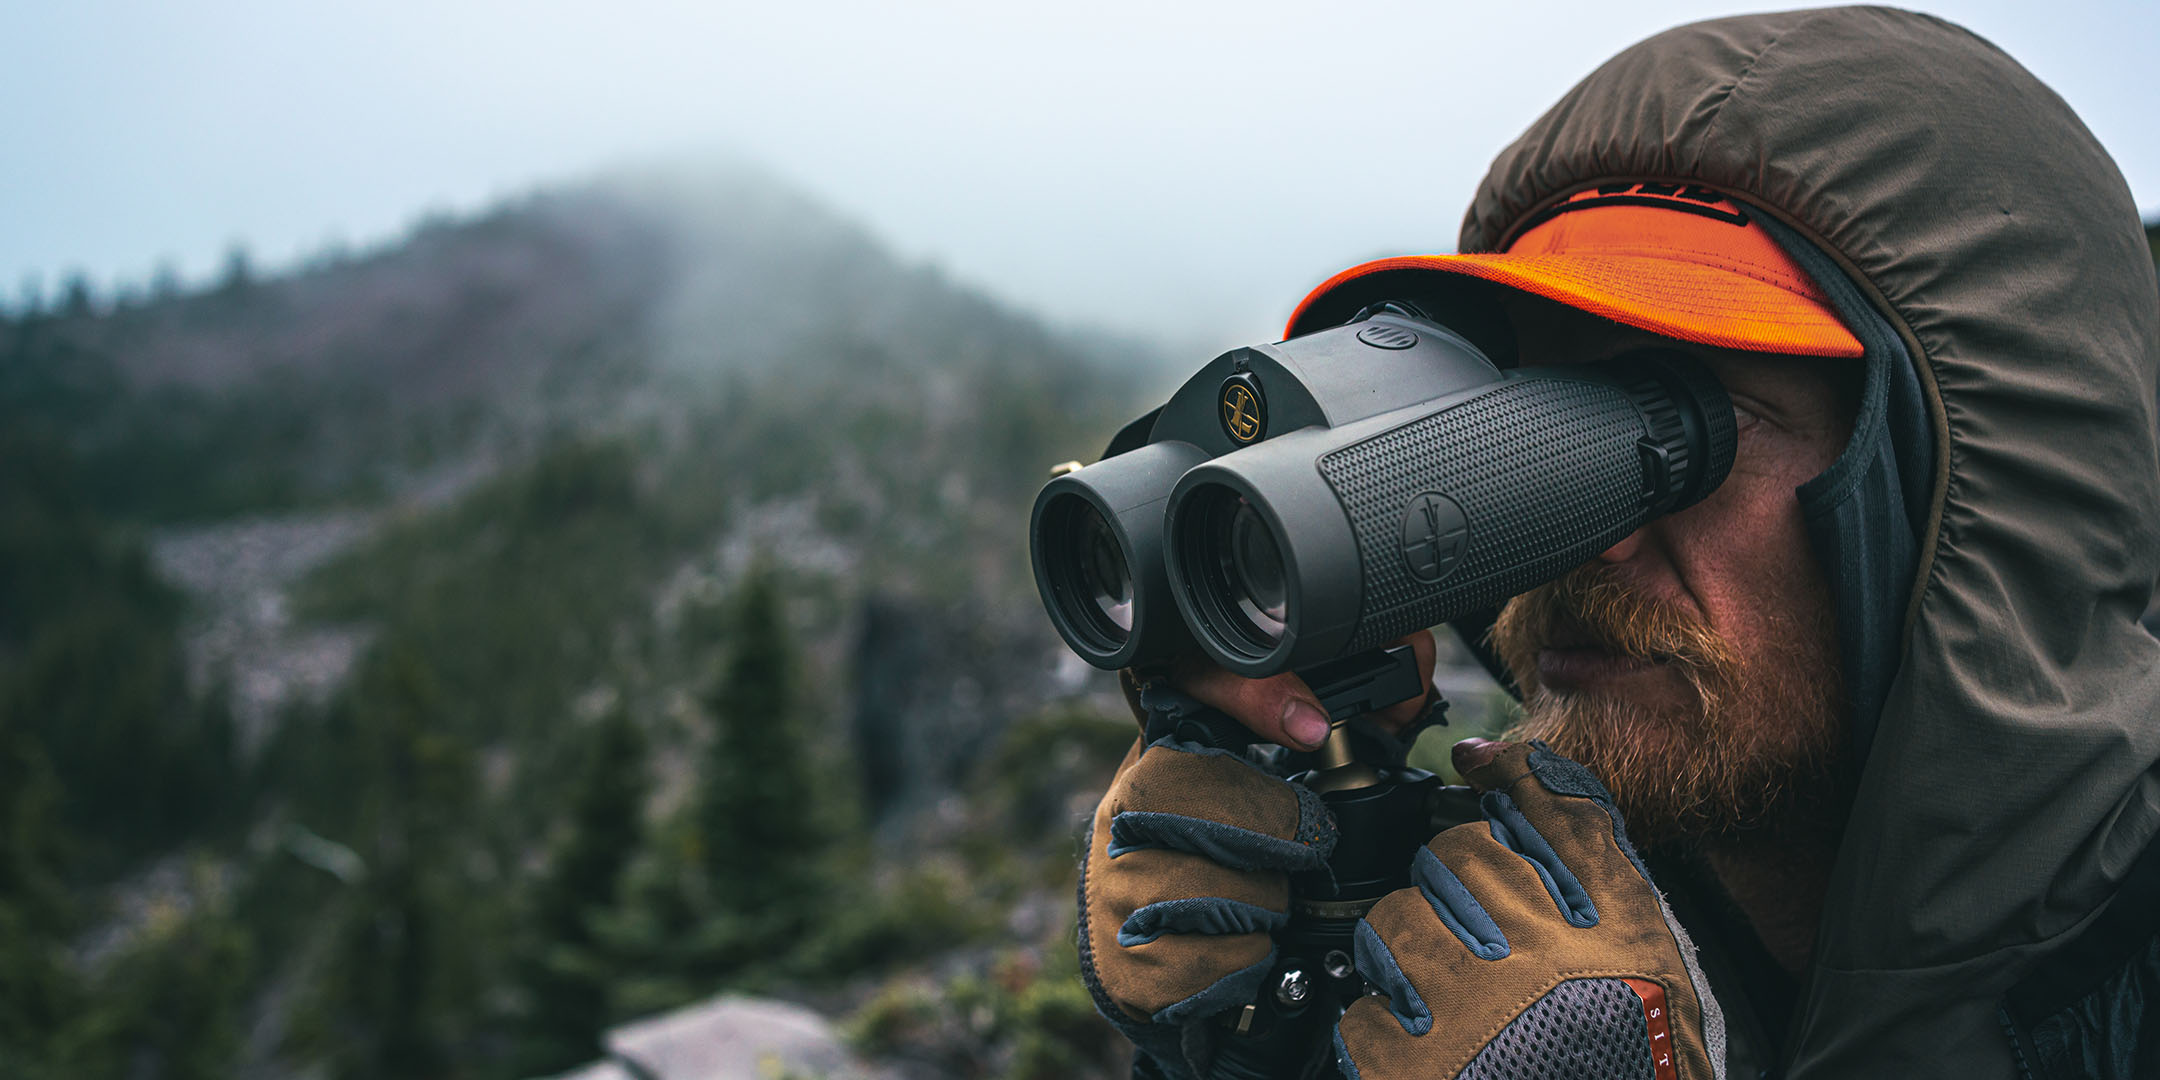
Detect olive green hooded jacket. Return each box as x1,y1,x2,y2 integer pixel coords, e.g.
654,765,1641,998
1452,6,2160,1077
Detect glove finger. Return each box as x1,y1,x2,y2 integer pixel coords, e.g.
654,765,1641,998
1406,819,1567,944
1085,737,1299,1026
1095,845,1286,918
1118,896,1285,946
1337,981,1438,1078
1081,729,1335,1041
1111,737,1336,864
1085,837,1285,1021
1111,894,1289,1026
1345,826,1547,1041
1351,915,1434,1035
1102,927,1277,1024
1465,741,1657,894
1406,845,1510,960
1108,810,1330,872
1480,789,1599,927
1463,740,1623,837
1459,738,1538,794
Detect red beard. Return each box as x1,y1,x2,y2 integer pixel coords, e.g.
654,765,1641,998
1490,564,1849,847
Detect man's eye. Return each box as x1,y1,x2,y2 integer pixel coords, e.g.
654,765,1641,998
1732,402,1764,432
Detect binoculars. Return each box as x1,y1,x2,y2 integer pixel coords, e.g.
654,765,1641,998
1030,302,1737,679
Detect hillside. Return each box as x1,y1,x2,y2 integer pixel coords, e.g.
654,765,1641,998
0,164,1156,1080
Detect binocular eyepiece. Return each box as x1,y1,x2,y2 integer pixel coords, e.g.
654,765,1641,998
1031,305,1736,679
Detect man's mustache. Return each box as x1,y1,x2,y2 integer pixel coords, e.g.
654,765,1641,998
1491,565,1740,697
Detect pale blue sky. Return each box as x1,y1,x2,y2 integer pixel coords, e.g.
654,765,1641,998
5,1,2155,349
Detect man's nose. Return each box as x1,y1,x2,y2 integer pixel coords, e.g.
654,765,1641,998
1597,528,1646,564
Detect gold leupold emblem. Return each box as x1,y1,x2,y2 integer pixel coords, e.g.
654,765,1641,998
1220,374,1266,444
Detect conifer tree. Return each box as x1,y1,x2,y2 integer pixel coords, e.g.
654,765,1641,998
58,274,93,318
320,639,481,1080
217,245,253,296
0,719,118,1080
695,564,835,958
514,705,647,1074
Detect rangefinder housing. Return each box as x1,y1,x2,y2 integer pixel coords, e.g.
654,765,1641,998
1026,307,1735,679
1165,357,1735,676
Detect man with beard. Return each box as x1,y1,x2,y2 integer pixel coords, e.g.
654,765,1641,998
1484,312,1859,979
1075,8,2160,1080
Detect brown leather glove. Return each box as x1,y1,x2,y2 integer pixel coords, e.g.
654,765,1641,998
1079,678,1337,1078
1334,742,1726,1080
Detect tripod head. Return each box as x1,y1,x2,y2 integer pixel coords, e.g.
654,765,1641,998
1140,646,1483,1080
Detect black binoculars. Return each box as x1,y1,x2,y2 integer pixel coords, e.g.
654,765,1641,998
1030,302,1737,680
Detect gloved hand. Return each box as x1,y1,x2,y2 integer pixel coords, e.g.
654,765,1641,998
1079,677,1338,1078
1335,741,1726,1080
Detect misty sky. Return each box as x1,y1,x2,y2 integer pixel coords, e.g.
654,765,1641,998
6,1,2156,351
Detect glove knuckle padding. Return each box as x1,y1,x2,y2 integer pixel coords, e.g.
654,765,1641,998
1079,733,1340,1064
1107,742,1330,867
1336,743,1724,1080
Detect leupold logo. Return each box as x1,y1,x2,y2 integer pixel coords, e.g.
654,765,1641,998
1219,373,1266,444
1401,492,1470,585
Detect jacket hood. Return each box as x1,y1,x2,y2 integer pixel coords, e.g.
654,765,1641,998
1457,7,2160,1075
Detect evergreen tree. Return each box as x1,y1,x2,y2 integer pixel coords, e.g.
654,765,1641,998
149,261,181,302
693,564,837,963
0,421,237,862
0,716,120,1080
58,273,93,318
217,244,253,296
316,640,483,1080
513,705,647,1074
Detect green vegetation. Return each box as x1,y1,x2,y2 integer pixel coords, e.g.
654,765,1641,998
684,566,852,970
846,936,1126,1080
303,642,487,1078
0,312,261,1078
0,175,1144,1079
842,707,1139,1079
294,438,694,745
513,705,646,1073
0,386,244,862
0,318,388,523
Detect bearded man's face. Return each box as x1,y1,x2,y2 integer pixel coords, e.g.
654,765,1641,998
1492,318,1860,847
1492,562,1843,845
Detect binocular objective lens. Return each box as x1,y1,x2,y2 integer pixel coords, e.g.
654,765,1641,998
1078,504,1135,633
1221,499,1287,645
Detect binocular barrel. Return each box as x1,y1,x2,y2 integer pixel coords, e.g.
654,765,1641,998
1030,308,1736,678
1030,440,1209,669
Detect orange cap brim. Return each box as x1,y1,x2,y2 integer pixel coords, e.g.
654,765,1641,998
1283,193,1865,358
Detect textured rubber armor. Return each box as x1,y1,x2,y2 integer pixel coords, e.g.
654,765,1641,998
1320,379,1646,652
1457,978,1657,1080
